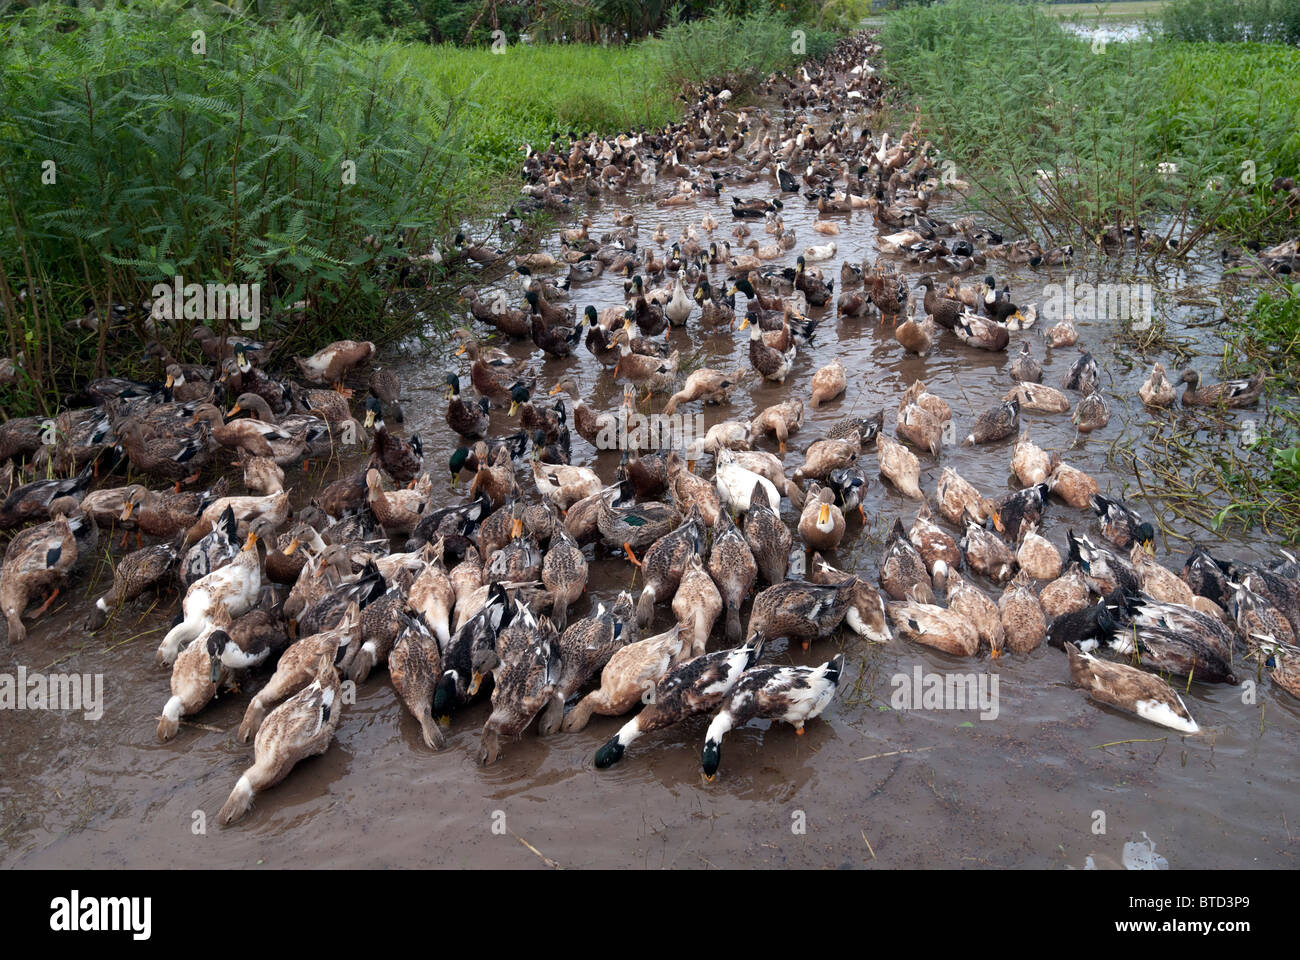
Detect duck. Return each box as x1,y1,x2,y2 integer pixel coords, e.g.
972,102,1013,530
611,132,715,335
1043,315,1078,348
121,480,226,542
799,483,846,552
1129,545,1197,607
218,652,342,825
1090,494,1154,550
1009,342,1043,383
1049,461,1100,509
1,496,81,644
367,367,405,423
747,398,803,453
954,311,1009,351
1061,352,1099,394
909,502,962,583
636,504,706,627
961,518,1017,584
794,435,861,484
896,398,944,457
663,367,744,415
593,636,764,768
226,393,334,461
895,310,937,354
701,654,844,781
746,579,854,650
114,419,209,488
551,378,625,446
827,466,868,523
964,397,1019,445
1066,531,1140,596
943,571,1004,656
936,466,991,525
743,486,792,587
989,481,1051,540
999,571,1047,653
541,521,587,630
1138,362,1176,407
1179,368,1265,407
671,552,724,658
707,510,758,644
532,455,601,511
477,602,561,764
1040,563,1093,619
1065,642,1199,733
435,583,512,720
1003,381,1070,415
365,468,430,535
388,612,446,749
294,339,375,395
887,598,979,656
915,276,962,330
809,358,846,409
537,593,636,735
875,434,923,499
741,315,796,382
180,505,240,589
880,518,934,602
1011,430,1057,486
364,396,423,485
666,450,723,527
443,374,490,439
664,275,693,327
561,624,687,733
87,541,180,630
1016,523,1062,581
1104,595,1239,684
185,489,291,546
156,526,263,666
1072,387,1110,433
714,449,780,516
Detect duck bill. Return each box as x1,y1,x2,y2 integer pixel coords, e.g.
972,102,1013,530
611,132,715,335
284,538,300,557
508,401,519,417
226,404,241,418
364,410,376,429
120,501,135,521
455,344,467,356
548,383,563,396
511,518,523,539
467,672,484,697
242,532,258,552
818,503,830,526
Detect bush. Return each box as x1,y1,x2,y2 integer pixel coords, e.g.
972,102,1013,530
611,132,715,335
1160,0,1300,46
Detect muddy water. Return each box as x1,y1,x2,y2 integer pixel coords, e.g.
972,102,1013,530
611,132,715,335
3,84,1298,870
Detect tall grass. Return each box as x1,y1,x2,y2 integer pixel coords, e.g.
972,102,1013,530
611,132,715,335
1160,0,1300,45
0,2,824,417
881,0,1300,252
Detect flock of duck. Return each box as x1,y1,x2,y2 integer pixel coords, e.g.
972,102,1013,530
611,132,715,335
1,31,1297,827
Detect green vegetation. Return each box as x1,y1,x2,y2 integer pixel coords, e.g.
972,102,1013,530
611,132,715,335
881,0,1300,250
1160,0,1300,45
1042,1,1166,17
0,1,826,415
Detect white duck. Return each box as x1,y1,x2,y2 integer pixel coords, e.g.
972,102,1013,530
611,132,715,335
714,448,780,515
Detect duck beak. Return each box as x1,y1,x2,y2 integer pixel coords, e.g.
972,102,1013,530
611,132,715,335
243,532,258,552
364,409,376,429
548,383,563,395
818,503,830,526
120,501,134,521
210,655,223,687
508,400,519,417
739,318,750,330
284,538,300,557
455,344,467,356
227,403,241,418
511,517,523,539
467,672,484,697
704,773,716,783
449,473,460,488
164,374,174,389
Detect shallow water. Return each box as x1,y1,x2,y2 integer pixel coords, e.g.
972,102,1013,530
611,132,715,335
2,61,1298,870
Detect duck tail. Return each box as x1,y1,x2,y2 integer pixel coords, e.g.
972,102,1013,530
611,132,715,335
636,583,657,628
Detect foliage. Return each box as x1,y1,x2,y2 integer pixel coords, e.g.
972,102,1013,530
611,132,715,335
1160,0,1300,45
880,0,1300,249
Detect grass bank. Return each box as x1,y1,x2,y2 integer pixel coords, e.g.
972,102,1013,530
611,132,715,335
0,2,827,417
881,0,1300,251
